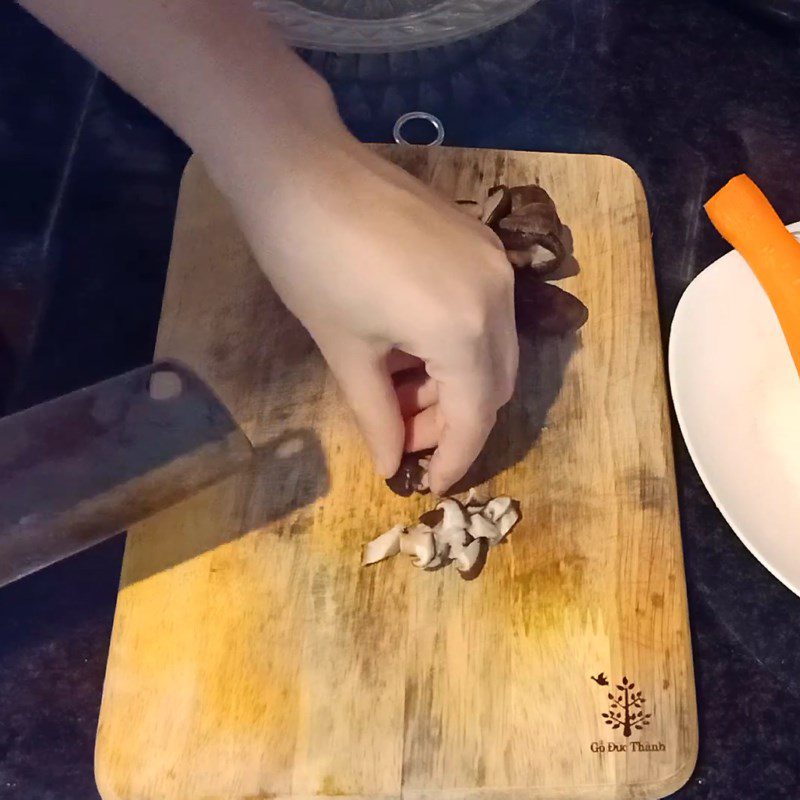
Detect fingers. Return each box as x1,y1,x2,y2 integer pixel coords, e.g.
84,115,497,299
386,349,424,375
322,339,405,478
425,315,518,495
428,378,498,495
404,404,441,452
395,371,438,419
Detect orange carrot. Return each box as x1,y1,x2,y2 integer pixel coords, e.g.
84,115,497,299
705,174,800,378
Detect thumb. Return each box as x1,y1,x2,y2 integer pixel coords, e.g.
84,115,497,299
321,338,405,479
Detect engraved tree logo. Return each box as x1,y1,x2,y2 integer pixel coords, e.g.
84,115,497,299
601,676,651,737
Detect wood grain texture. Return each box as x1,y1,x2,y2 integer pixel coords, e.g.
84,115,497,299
95,147,697,800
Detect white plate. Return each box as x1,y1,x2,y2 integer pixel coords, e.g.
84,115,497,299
670,223,800,597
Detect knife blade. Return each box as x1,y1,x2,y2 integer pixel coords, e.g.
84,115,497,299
0,361,253,587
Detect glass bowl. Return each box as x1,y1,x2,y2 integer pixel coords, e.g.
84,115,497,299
254,0,542,52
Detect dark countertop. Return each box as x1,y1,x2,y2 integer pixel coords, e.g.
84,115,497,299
1,1,799,797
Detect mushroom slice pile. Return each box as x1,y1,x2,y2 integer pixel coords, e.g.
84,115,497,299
362,493,521,581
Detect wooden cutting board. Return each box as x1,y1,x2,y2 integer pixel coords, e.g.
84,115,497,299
95,147,697,800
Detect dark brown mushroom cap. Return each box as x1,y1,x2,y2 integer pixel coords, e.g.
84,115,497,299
493,185,567,277
489,184,558,212
497,200,564,247
514,270,589,337
419,507,445,528
385,450,434,497
508,185,558,213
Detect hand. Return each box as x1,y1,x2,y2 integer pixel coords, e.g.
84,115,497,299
16,0,516,493
223,127,518,494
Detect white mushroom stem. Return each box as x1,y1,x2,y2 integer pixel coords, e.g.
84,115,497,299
362,524,404,566
400,524,436,568
450,539,483,573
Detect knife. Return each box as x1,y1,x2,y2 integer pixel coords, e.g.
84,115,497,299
0,361,253,587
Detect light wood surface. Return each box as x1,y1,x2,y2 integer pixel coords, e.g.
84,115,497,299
95,147,697,800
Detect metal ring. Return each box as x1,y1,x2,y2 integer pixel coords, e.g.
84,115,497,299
393,112,445,147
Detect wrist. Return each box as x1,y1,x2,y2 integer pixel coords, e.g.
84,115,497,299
193,53,352,199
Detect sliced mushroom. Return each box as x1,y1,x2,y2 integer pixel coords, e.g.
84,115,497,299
482,185,512,226
483,496,520,542
455,200,484,220
424,555,446,571
400,523,436,568
514,270,589,337
464,487,489,513
496,503,520,539
507,242,566,278
450,538,484,574
434,520,468,551
467,513,500,543
483,496,513,523
364,489,520,577
436,498,468,530
419,507,444,528
508,241,565,277
386,450,433,497
459,538,490,581
489,184,567,276
362,524,404,566
505,184,558,214
498,211,565,269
